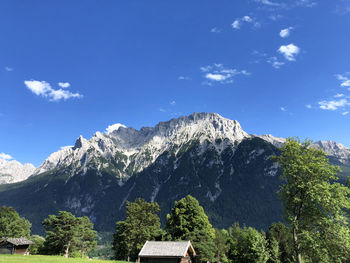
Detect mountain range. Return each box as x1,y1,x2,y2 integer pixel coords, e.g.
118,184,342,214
0,112,349,234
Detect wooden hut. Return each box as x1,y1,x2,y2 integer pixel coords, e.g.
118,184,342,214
0,237,33,255
138,241,196,263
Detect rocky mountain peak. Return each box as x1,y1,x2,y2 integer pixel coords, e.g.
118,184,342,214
0,159,36,184
311,140,350,165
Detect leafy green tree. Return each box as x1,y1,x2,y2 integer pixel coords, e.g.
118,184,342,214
214,228,229,263
29,235,45,255
227,223,269,263
165,195,216,262
75,216,97,258
273,138,350,263
267,223,294,263
0,206,31,238
113,198,162,261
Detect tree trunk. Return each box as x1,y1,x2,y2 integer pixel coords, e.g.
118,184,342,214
293,226,302,263
64,241,71,258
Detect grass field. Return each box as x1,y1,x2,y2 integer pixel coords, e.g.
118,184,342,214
0,254,128,263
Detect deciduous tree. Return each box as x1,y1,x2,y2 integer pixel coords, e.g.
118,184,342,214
273,138,350,263
166,195,216,262
0,206,31,238
113,198,162,261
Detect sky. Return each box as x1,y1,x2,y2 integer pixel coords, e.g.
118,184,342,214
0,0,350,166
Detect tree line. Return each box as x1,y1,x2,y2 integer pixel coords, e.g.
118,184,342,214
112,138,350,263
0,207,96,258
1,138,350,262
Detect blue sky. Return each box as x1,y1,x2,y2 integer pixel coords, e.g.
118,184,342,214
0,0,350,166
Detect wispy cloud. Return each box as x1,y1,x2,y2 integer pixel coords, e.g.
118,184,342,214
0,152,12,160
24,80,83,102
106,123,127,134
256,0,281,6
232,16,260,30
178,76,191,80
201,64,250,85
210,27,222,33
170,101,176,106
335,73,350,87
267,56,285,69
255,0,317,9
5,67,13,72
318,98,349,111
342,111,349,116
278,44,300,61
280,107,287,111
306,104,312,109
280,27,294,38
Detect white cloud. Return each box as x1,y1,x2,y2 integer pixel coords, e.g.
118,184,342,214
267,56,285,69
201,64,250,84
24,80,83,102
5,67,13,72
334,93,344,98
278,44,300,61
210,27,222,33
232,20,241,29
232,16,258,30
58,82,71,88
341,80,350,87
206,73,229,81
256,0,316,9
318,98,349,111
280,27,293,38
335,73,350,87
342,111,349,116
0,152,12,160
60,146,73,150
170,101,176,106
106,123,127,134
280,107,287,111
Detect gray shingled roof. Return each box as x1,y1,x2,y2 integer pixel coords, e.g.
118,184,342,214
139,241,195,257
0,237,33,246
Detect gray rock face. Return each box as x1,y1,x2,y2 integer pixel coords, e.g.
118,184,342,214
0,159,35,184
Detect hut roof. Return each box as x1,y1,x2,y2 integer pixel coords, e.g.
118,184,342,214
0,237,33,246
138,241,196,257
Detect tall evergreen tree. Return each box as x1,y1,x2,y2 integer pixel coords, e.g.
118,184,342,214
166,195,216,262
273,138,350,263
0,206,31,238
75,216,97,258
113,198,162,261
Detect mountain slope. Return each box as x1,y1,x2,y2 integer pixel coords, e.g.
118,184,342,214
0,113,348,234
